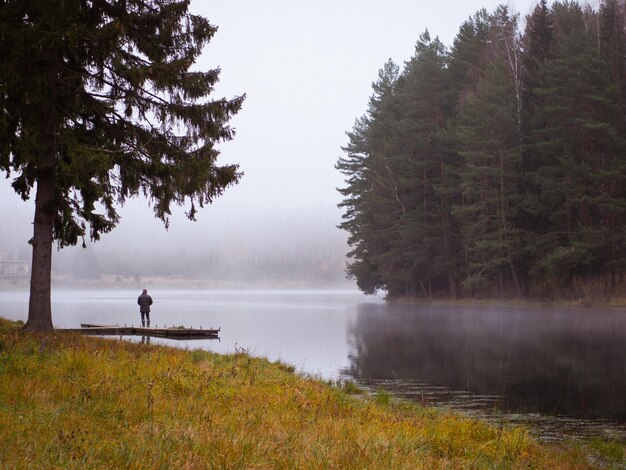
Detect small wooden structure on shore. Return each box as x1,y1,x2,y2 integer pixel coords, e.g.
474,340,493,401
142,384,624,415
63,323,220,340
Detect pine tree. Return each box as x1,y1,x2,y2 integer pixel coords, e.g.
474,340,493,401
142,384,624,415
337,61,401,294
393,32,459,297
338,32,455,298
448,9,492,112
529,17,626,294
521,0,555,172
451,8,524,297
517,0,556,293
599,0,626,130
598,0,626,287
0,0,244,330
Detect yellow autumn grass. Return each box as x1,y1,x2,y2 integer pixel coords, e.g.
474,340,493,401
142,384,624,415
0,318,593,468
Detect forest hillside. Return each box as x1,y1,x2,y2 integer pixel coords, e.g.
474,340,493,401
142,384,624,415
338,0,626,301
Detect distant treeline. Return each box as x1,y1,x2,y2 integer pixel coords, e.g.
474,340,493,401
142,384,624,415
337,0,626,300
51,240,348,286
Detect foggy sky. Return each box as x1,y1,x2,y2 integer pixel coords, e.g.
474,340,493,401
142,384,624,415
0,0,539,280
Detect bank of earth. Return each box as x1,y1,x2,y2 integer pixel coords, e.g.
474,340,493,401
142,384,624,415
0,318,621,468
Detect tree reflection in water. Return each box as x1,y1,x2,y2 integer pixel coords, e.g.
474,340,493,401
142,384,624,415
345,303,626,424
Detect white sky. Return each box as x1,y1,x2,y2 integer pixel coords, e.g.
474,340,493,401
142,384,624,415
192,0,538,211
1,0,540,263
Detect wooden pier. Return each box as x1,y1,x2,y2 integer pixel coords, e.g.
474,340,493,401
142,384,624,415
62,323,220,340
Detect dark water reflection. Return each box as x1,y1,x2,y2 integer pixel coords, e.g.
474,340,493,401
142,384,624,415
344,303,626,440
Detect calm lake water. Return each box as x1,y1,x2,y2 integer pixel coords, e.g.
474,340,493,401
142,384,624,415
1,288,625,442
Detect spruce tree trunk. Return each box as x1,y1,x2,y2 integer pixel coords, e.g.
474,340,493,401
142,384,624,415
448,270,457,299
23,161,56,332
611,267,616,291
509,261,523,297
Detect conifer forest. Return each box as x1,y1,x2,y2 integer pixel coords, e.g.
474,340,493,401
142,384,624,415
337,0,626,300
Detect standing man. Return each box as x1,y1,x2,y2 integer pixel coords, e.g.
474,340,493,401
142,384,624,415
137,289,153,327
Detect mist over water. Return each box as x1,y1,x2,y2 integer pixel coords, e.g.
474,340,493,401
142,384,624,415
347,304,626,423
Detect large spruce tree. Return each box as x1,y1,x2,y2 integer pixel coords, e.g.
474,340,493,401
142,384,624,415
338,33,455,298
393,32,457,297
455,60,523,295
599,0,626,137
454,7,525,296
0,0,244,331
337,60,400,294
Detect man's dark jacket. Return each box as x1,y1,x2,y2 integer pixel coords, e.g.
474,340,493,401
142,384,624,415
137,293,153,313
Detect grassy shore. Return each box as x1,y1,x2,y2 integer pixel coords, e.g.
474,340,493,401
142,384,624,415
0,318,616,469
